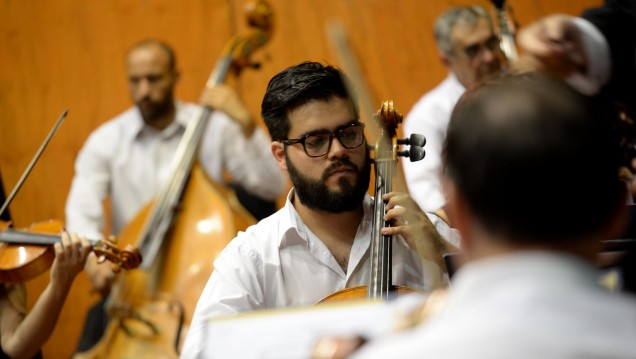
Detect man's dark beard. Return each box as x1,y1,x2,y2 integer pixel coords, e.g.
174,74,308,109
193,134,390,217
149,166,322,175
286,149,371,213
137,97,173,123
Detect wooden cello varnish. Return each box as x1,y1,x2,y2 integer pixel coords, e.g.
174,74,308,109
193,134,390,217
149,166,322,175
76,1,274,357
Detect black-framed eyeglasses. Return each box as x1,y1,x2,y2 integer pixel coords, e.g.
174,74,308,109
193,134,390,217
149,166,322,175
461,35,501,59
281,122,366,157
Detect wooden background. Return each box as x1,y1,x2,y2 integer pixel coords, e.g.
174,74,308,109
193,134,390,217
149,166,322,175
0,0,601,357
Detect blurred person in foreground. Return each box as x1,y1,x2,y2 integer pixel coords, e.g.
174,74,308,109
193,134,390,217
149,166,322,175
351,74,636,358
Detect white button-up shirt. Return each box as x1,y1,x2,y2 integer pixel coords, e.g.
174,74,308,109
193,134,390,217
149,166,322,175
65,102,284,239
181,191,453,358
402,74,465,212
354,252,636,359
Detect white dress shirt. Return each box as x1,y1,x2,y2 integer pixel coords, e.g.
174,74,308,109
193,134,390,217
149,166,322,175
402,74,465,212
65,102,284,239
353,252,636,359
180,191,454,359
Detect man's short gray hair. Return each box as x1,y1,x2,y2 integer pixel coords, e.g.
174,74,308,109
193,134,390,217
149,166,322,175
434,5,493,58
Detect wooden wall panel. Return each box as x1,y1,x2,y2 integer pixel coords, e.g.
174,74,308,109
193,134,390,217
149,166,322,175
0,0,602,357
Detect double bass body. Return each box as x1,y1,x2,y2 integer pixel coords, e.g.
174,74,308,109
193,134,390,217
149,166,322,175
79,166,254,358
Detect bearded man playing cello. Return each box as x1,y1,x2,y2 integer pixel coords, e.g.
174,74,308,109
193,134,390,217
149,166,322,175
181,61,459,358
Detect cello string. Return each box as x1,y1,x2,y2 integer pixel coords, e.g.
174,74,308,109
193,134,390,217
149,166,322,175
0,109,68,218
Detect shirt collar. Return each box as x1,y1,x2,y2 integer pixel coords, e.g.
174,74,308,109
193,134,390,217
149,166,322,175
277,189,375,248
130,100,188,140
447,72,466,93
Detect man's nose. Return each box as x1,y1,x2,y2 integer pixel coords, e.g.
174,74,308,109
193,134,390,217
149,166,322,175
480,46,498,63
136,79,152,98
327,135,347,160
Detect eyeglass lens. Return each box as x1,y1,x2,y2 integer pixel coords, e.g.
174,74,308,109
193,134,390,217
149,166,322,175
463,36,500,59
304,125,364,157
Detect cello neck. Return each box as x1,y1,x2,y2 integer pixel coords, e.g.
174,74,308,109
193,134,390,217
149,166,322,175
367,101,400,300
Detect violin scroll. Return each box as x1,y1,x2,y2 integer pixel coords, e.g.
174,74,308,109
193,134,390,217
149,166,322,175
93,236,142,273
0,220,142,283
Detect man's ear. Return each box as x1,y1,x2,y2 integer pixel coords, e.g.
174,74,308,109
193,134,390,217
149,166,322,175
271,141,288,172
440,51,453,69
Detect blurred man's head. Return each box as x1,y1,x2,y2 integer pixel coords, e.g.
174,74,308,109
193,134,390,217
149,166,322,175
434,5,503,89
443,74,625,256
126,39,180,127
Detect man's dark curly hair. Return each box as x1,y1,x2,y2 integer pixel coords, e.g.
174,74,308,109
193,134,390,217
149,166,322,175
261,61,359,141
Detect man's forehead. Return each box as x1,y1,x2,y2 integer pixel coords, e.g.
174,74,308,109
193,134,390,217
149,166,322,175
127,46,170,69
451,18,493,46
287,98,356,134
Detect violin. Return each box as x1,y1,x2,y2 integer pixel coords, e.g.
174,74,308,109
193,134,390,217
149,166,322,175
0,219,141,283
319,101,426,302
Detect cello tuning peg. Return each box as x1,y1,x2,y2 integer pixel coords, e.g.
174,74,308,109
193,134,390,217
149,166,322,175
409,133,426,147
397,133,426,147
409,146,426,162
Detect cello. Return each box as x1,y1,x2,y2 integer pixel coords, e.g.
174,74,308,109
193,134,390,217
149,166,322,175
318,100,426,302
76,1,275,357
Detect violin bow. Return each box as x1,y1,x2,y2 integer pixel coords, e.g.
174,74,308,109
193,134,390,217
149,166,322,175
0,110,68,218
326,22,409,193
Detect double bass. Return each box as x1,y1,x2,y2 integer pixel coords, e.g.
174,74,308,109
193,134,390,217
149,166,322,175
77,1,274,357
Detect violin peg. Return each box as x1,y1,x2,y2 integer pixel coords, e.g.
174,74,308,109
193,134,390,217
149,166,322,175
107,234,118,244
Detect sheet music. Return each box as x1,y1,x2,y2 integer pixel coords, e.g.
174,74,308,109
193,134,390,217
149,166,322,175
201,295,426,359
